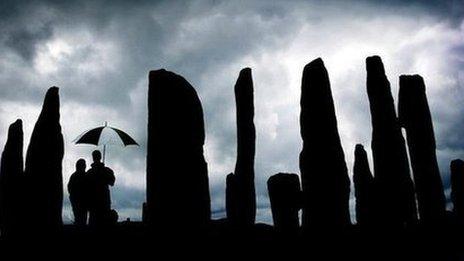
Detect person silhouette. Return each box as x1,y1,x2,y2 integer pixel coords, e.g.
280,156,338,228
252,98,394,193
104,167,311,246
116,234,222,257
86,150,116,227
68,159,88,226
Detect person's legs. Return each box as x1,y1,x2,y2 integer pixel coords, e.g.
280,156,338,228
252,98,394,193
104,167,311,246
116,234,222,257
88,209,98,227
74,205,88,226
89,209,106,227
83,210,88,226
72,202,86,226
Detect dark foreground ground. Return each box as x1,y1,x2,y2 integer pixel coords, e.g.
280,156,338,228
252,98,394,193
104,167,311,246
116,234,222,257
1,219,462,260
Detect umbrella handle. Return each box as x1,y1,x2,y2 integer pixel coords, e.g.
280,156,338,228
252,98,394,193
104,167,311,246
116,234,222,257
103,121,108,164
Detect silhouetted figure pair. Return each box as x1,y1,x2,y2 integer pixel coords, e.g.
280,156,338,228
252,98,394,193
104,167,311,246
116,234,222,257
68,150,116,227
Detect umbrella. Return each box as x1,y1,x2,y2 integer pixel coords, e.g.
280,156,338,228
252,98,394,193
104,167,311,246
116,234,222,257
74,122,138,163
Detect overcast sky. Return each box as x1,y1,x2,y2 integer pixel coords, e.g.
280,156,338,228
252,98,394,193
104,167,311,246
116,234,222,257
0,0,463,223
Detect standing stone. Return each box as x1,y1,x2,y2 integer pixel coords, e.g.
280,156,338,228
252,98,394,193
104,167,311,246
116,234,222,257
0,119,24,237
226,68,256,226
353,144,375,227
142,202,147,223
267,173,301,234
146,69,211,230
366,56,417,227
299,58,351,230
25,87,64,232
398,75,446,224
451,159,464,223
225,173,238,224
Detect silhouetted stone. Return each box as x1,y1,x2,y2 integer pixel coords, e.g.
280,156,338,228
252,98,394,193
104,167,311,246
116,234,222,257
366,56,417,228
299,58,351,231
267,173,301,234
146,69,211,231
0,119,24,237
25,87,64,232
226,68,256,226
353,144,374,227
142,202,147,223
225,173,238,224
398,75,446,225
451,159,464,223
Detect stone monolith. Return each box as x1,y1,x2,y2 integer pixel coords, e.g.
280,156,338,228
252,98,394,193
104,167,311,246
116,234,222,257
146,69,211,231
226,68,256,226
0,119,24,237
299,58,351,231
25,87,64,232
398,75,446,225
366,56,417,227
267,173,301,234
353,144,375,227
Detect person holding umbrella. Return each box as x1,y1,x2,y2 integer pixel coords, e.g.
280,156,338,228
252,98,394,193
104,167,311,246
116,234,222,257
86,150,116,227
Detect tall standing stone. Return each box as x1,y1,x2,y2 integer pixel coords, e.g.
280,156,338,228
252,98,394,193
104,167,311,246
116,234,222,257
398,75,446,224
0,119,24,237
299,58,351,230
451,159,464,223
366,56,417,227
147,69,211,230
25,87,64,232
353,144,374,227
226,68,256,226
226,173,238,224
267,173,301,234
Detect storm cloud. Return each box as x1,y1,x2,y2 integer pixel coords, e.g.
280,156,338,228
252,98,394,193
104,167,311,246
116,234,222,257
0,0,462,223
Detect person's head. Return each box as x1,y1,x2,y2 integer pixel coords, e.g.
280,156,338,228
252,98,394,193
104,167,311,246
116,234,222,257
76,158,86,172
92,150,102,163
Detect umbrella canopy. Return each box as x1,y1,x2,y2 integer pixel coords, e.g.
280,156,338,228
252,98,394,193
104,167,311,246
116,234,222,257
74,123,138,147
74,123,138,162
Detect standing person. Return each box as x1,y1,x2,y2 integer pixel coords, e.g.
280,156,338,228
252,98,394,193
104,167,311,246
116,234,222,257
68,159,88,226
87,150,116,227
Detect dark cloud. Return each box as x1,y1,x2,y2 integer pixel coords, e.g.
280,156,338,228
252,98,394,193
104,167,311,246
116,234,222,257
4,23,53,61
363,0,464,23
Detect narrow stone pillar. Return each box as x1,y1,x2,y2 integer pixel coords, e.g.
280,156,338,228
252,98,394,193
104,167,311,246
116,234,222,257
398,75,446,224
226,68,256,226
366,56,417,227
451,159,464,223
353,144,374,227
0,119,24,237
299,58,351,231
